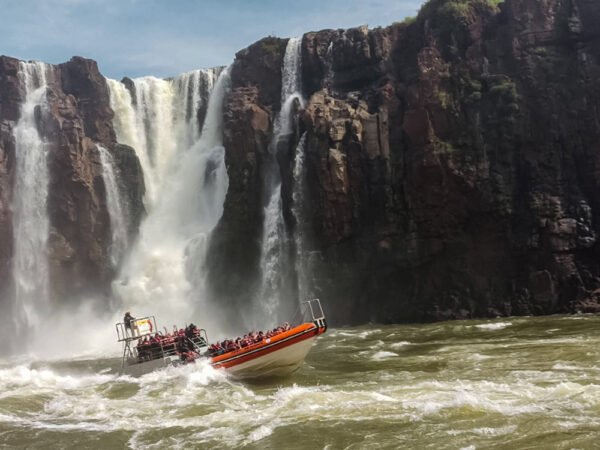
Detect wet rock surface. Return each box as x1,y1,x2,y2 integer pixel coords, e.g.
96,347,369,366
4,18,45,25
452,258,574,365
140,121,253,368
210,0,600,325
0,55,144,308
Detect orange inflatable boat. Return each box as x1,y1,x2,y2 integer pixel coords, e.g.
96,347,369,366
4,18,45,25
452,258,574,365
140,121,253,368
116,299,327,379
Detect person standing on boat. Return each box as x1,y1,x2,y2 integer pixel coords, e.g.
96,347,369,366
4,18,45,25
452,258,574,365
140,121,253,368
123,312,136,337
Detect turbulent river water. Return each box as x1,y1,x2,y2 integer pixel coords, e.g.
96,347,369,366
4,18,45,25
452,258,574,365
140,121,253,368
1,314,600,449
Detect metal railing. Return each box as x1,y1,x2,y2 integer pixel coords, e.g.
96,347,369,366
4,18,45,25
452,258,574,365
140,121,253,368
302,298,325,321
115,316,157,342
289,298,326,328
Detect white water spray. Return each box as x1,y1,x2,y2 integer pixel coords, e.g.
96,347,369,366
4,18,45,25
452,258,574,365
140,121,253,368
11,61,51,330
97,145,128,267
111,68,230,328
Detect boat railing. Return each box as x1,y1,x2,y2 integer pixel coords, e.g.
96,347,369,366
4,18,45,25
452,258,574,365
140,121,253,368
115,315,157,342
187,329,209,352
301,298,326,329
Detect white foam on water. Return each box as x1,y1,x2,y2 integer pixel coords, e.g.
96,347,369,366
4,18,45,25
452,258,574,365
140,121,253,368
552,363,582,371
474,322,512,330
0,364,115,398
469,353,492,361
390,341,411,349
245,424,274,445
472,425,517,436
372,351,399,361
334,330,378,340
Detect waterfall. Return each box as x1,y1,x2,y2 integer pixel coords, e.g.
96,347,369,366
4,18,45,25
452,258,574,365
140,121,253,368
256,37,304,324
291,133,308,300
108,70,218,209
256,185,287,322
111,67,230,327
106,79,138,152
275,37,304,138
97,145,128,267
11,61,51,330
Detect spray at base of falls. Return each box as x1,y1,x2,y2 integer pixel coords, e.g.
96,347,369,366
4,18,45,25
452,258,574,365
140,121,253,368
110,67,231,333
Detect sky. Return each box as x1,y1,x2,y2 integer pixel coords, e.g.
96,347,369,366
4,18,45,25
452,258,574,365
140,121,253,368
0,0,424,80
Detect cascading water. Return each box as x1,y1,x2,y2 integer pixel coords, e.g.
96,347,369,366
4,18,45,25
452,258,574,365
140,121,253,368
257,185,287,321
256,37,305,324
107,70,218,209
109,67,230,328
97,145,128,267
291,133,308,300
11,61,51,332
276,37,304,136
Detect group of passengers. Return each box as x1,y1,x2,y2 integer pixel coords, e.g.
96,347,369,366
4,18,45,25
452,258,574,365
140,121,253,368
136,323,204,363
207,322,292,356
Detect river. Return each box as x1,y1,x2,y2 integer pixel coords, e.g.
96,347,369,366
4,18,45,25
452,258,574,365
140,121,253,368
1,314,599,449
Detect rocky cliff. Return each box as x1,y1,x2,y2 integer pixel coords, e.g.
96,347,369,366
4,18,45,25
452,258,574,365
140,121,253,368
207,0,600,325
1,0,599,331
0,56,144,326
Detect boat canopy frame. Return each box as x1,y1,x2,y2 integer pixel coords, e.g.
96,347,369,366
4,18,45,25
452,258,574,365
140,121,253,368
300,298,326,329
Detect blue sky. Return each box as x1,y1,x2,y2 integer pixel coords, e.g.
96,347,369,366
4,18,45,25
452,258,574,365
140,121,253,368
0,0,423,80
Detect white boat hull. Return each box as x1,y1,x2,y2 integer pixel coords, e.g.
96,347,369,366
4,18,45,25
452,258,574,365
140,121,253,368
223,336,317,379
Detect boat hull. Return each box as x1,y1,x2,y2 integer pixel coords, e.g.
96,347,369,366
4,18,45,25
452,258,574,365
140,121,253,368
210,322,325,379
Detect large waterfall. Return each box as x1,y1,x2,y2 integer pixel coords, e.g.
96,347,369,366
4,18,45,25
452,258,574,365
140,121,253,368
108,70,218,209
11,62,51,332
108,68,230,329
256,37,305,324
97,145,128,268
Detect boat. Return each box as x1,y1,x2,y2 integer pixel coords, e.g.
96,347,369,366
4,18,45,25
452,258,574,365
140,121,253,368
115,299,327,379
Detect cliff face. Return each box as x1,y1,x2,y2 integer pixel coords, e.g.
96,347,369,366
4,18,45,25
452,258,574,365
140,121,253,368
1,0,599,330
0,56,144,318
209,0,600,324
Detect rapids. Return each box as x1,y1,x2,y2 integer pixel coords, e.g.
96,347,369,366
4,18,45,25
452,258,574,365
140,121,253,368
2,314,600,449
